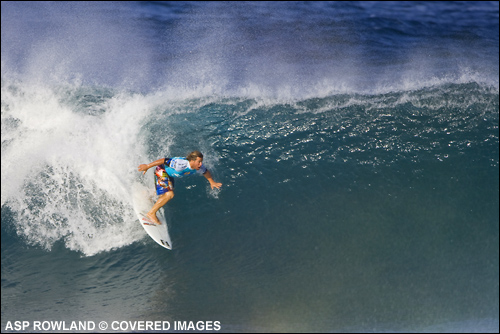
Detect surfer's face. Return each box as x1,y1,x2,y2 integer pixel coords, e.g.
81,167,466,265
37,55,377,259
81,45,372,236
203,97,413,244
190,157,203,170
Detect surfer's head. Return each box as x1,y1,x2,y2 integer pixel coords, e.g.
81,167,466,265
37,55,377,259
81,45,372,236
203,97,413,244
186,150,203,161
187,151,203,170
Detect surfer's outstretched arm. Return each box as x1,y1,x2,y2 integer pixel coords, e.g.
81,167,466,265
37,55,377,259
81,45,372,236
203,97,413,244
203,169,222,189
138,158,165,175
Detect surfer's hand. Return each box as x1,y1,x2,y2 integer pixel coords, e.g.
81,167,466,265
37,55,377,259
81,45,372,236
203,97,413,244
210,181,222,189
138,164,149,175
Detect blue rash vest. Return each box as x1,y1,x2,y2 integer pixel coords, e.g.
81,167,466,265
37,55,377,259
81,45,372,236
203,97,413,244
164,157,207,178
154,157,207,196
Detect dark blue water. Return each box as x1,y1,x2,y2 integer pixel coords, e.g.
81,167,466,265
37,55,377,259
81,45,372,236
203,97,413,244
2,2,498,332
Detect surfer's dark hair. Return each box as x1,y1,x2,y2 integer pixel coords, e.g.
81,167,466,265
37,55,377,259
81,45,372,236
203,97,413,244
186,150,203,161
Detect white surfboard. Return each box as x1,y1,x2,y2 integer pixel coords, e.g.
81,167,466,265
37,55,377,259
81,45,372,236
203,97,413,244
132,185,172,250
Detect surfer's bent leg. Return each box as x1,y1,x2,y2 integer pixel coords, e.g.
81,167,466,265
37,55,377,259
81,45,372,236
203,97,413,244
147,191,174,225
148,167,174,224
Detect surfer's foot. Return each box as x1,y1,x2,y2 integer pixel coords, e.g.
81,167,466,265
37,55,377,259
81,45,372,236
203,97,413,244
146,212,162,225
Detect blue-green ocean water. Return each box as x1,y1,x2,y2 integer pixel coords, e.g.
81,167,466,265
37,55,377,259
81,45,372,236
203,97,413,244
2,2,499,332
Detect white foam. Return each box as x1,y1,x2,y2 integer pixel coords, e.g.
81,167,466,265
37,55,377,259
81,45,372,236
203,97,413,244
1,81,163,256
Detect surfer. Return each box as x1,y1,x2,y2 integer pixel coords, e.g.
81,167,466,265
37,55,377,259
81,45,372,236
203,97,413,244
137,151,222,225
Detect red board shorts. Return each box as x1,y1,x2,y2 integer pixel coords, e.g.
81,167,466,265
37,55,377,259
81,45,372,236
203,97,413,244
154,165,174,195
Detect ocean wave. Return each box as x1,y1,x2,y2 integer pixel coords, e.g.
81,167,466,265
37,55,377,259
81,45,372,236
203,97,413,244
1,79,498,256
